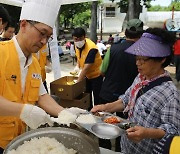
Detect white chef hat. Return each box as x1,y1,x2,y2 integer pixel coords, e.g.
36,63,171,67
20,0,61,28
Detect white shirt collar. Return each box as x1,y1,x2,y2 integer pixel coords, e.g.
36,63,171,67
12,36,32,68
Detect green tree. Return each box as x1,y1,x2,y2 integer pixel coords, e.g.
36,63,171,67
148,1,180,11
90,1,98,43
73,10,91,27
168,1,180,11
114,0,152,19
59,3,91,29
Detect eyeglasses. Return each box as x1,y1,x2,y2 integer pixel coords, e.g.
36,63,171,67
136,56,151,64
28,21,53,42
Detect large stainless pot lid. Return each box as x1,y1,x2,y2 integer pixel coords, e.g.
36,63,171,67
4,127,100,154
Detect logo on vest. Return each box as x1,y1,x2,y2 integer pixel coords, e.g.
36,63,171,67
11,75,17,84
32,73,41,79
42,48,48,53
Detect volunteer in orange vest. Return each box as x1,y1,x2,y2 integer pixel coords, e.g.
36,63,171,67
33,44,51,92
0,5,10,34
153,135,180,154
72,27,103,109
0,18,16,41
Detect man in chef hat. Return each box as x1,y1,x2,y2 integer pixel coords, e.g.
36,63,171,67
0,0,86,152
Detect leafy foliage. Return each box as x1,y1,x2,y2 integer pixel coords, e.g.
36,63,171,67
59,2,91,28
73,10,91,27
115,0,152,13
117,0,128,13
148,1,180,11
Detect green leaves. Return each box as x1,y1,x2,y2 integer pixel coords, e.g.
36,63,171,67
59,3,91,28
148,1,180,11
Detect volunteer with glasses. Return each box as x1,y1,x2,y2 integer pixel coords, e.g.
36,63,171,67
91,28,180,154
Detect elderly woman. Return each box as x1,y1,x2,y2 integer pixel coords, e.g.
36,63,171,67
91,28,180,154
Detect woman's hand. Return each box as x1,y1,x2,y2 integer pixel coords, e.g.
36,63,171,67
91,104,107,113
91,99,124,113
126,125,147,143
126,125,166,143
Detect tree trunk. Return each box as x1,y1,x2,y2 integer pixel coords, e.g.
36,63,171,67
122,12,129,32
128,0,135,20
71,17,74,28
64,17,67,29
90,1,98,43
128,0,141,20
134,0,141,18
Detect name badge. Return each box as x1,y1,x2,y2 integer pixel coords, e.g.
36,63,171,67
32,73,41,79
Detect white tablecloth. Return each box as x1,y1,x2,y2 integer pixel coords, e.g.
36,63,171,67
100,147,123,154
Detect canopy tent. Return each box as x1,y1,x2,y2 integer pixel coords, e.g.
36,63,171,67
62,0,97,5
0,0,97,7
0,0,23,7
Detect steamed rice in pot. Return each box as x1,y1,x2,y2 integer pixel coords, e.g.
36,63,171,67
7,137,77,154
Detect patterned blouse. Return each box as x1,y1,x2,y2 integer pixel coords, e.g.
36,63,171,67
119,72,180,154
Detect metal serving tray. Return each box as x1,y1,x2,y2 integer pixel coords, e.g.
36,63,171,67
75,113,130,139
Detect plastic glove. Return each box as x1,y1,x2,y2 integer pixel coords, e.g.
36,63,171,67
70,65,80,76
20,104,53,129
73,65,80,72
45,66,52,73
66,107,87,116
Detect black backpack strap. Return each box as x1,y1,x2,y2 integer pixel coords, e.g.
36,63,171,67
136,76,172,101
47,42,51,60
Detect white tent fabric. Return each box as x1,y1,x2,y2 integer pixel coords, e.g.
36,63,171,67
62,0,97,5
0,0,23,7
0,0,97,7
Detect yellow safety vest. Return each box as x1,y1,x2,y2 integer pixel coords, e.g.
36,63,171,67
0,40,41,149
75,38,102,79
170,136,180,154
32,45,47,82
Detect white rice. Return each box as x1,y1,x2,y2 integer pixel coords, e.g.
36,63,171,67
76,114,96,124
7,137,77,154
56,110,77,126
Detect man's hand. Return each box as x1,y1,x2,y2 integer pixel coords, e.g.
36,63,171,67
20,104,53,129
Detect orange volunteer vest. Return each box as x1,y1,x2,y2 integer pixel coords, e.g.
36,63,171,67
170,136,180,154
0,40,41,149
75,38,102,79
